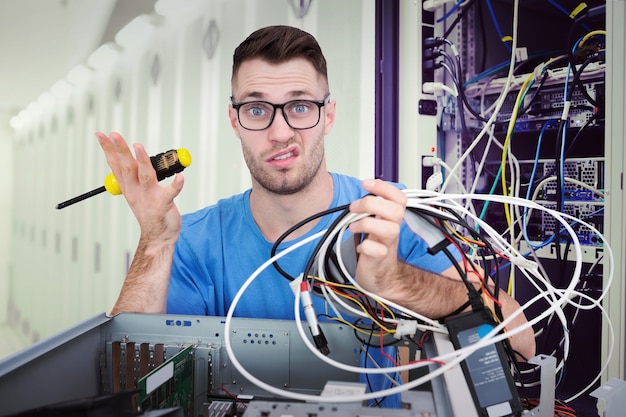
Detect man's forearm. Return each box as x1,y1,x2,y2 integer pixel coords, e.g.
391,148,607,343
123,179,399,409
381,262,536,360
109,238,175,316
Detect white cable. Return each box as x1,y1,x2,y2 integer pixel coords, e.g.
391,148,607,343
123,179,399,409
320,210,448,331
520,175,605,248
223,184,613,403
441,0,521,193
223,227,477,403
423,81,459,97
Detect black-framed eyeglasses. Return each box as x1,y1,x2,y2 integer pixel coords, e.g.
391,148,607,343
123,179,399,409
231,94,331,131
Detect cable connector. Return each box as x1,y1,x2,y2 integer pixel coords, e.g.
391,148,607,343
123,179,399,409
300,281,330,355
424,37,447,49
423,48,442,62
426,171,443,192
423,0,458,12
422,156,441,167
394,319,418,339
423,82,458,97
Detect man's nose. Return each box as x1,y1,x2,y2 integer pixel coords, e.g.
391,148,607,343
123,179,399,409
267,108,294,139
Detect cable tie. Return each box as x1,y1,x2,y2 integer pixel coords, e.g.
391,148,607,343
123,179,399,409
560,101,572,121
569,2,588,19
509,256,539,271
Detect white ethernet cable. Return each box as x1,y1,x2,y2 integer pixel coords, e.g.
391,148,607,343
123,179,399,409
223,228,479,403
316,209,448,331
223,188,613,404
441,0,521,193
318,190,613,378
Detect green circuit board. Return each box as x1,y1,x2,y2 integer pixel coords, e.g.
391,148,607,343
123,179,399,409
138,344,195,416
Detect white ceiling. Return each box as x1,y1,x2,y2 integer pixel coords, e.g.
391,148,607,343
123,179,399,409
0,0,157,130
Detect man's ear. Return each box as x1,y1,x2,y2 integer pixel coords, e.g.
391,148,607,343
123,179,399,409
228,104,241,138
323,99,336,135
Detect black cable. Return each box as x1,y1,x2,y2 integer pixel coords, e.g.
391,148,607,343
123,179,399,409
476,0,487,74
516,71,550,118
300,207,354,285
452,56,490,124
402,206,500,317
406,205,501,300
553,119,567,267
443,0,477,39
412,205,514,325
567,4,606,75
530,111,600,188
270,204,350,281
567,52,605,110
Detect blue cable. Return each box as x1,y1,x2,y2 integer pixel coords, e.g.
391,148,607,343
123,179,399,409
437,0,464,23
548,0,591,31
523,119,557,249
485,0,512,52
547,0,570,17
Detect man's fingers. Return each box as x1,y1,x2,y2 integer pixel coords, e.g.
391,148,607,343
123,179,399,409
165,174,185,200
362,178,407,205
96,132,120,168
354,237,388,258
96,131,184,204
133,143,158,185
349,216,399,242
350,179,407,222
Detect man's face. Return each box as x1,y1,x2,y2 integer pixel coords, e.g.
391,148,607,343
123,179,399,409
229,57,335,195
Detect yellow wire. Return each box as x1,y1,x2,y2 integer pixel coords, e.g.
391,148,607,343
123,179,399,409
499,71,534,295
311,276,397,333
324,316,391,337
500,71,534,225
483,292,499,324
443,220,484,249
579,30,606,47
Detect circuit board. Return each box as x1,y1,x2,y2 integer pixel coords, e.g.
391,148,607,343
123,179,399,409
138,344,195,416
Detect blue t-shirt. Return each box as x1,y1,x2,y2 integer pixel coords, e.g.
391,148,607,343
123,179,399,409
167,172,453,316
166,172,455,407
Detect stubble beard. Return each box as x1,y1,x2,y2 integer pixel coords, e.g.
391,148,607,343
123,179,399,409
243,135,326,196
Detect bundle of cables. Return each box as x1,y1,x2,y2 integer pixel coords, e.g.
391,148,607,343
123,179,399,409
221,189,613,406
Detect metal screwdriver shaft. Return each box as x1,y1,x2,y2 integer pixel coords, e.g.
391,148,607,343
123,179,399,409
56,186,106,209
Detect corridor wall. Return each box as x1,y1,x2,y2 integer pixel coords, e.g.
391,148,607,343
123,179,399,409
7,0,376,347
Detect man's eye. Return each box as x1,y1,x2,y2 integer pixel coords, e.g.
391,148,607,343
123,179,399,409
290,102,312,114
243,104,270,117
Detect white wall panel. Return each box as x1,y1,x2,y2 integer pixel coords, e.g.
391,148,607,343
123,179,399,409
7,0,376,348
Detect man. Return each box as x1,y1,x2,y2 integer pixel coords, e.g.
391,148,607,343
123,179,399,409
96,25,535,393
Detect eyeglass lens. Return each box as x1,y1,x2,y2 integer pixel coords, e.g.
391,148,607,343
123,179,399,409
237,100,322,130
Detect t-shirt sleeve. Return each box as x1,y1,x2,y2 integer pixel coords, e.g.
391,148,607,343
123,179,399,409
399,214,463,274
167,232,215,315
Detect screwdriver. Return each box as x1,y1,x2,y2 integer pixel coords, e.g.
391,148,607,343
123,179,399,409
56,148,192,209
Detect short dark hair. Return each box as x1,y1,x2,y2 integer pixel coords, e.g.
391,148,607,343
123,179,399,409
232,25,328,83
